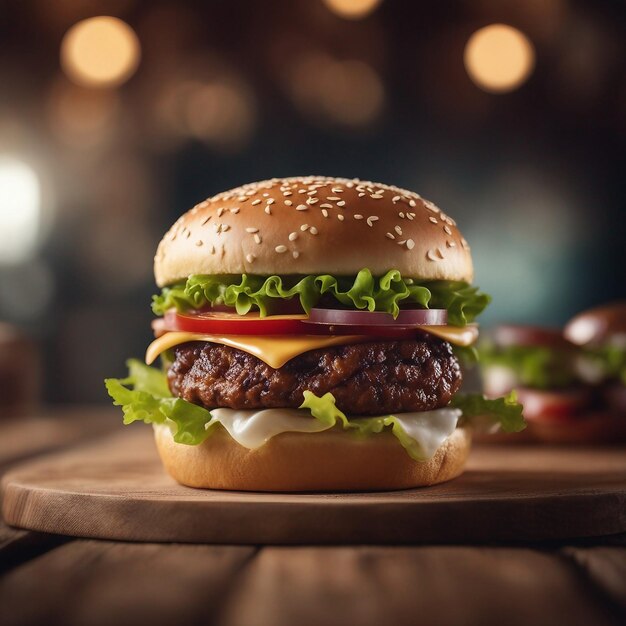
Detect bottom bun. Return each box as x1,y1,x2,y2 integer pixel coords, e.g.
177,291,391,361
153,424,471,492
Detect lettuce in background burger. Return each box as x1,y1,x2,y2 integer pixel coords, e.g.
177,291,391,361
106,176,524,491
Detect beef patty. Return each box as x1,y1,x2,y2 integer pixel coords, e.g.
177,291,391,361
167,335,462,415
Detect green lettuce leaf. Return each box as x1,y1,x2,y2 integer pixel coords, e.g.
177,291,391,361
581,346,626,384
300,391,446,460
106,363,525,457
105,359,214,445
478,344,577,389
451,391,526,433
152,269,490,326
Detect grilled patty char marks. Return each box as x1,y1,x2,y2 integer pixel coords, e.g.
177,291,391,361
167,335,462,416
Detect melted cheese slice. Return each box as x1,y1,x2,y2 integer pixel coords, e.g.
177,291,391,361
145,325,478,369
146,333,369,369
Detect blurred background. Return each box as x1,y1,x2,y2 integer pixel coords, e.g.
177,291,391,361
0,0,624,407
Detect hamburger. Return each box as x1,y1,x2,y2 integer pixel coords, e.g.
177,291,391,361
563,302,626,441
106,176,524,491
479,325,588,442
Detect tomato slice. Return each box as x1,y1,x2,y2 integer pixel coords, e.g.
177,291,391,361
162,310,423,338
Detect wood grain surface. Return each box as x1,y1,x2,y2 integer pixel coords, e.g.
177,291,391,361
0,412,624,626
3,427,626,544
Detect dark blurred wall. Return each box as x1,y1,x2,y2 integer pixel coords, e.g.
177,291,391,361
0,0,624,403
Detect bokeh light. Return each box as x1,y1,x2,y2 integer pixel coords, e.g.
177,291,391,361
60,16,141,88
185,81,256,149
0,157,41,265
322,0,382,20
287,55,385,128
464,24,535,93
47,81,121,146
153,74,256,152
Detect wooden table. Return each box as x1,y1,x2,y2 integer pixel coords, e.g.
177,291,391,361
1,409,625,626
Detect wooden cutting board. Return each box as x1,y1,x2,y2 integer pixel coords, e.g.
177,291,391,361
2,428,625,544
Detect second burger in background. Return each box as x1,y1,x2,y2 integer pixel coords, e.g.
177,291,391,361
565,302,626,440
479,325,591,443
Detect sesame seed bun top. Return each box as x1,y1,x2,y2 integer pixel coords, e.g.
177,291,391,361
154,176,474,287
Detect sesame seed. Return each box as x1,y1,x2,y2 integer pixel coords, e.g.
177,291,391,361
246,253,256,263
354,214,364,220
395,225,403,235
230,208,240,214
320,203,333,209
367,216,379,227
337,214,345,221
266,198,275,204
222,224,231,232
309,226,318,235
292,251,300,259
252,199,261,206
296,204,308,211
461,238,470,250
185,231,191,239
429,217,438,224
300,224,309,231
399,212,405,219
285,200,293,206
427,249,437,261
409,199,416,207
322,209,329,218
283,191,292,196
201,216,212,225
444,225,452,235
275,245,287,253
217,207,225,217
306,197,319,205
371,194,383,199
326,197,341,201
307,190,317,196
336,200,346,207
358,192,366,197
289,232,298,241
331,187,344,193
392,195,401,202
254,234,262,244
195,240,203,247
263,192,270,197
246,227,259,233
264,206,272,214
221,244,226,257
386,232,395,240
406,239,415,250
447,240,456,247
